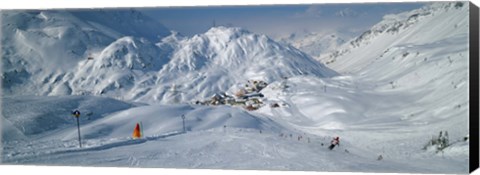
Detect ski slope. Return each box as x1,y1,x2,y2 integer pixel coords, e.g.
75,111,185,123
0,2,471,174
1,73,468,173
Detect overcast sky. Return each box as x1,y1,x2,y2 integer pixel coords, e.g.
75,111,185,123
141,2,426,38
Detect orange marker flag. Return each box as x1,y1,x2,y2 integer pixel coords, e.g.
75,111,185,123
132,123,142,139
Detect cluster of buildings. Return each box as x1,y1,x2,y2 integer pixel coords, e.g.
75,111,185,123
194,80,269,111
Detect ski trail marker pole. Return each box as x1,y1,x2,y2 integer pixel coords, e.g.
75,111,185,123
181,115,186,133
72,110,82,148
76,117,82,148
140,122,144,137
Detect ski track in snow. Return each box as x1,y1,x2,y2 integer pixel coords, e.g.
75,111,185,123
3,131,183,163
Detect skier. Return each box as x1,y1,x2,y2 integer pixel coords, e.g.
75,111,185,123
328,136,340,150
377,155,383,161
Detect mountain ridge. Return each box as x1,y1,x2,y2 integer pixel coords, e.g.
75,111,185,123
321,2,467,64
2,10,337,104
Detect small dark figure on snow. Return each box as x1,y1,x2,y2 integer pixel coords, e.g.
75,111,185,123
328,137,340,150
377,155,383,161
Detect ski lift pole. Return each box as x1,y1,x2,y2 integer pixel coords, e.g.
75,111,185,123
76,117,82,148
181,115,186,133
72,110,82,148
140,122,144,137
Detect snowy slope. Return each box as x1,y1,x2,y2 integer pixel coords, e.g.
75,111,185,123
275,31,350,61
57,104,286,141
1,95,136,141
297,2,469,172
0,96,451,173
52,36,170,97
257,74,468,173
319,1,470,138
1,9,170,96
321,2,467,67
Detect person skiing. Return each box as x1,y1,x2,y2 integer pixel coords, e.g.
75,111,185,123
328,136,340,150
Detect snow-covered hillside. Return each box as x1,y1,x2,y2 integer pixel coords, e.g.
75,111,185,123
0,2,471,174
307,1,470,172
1,9,170,96
319,1,470,141
1,95,137,141
321,2,467,66
275,31,350,61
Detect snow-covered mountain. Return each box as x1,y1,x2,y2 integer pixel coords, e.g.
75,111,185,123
75,27,337,104
2,10,338,104
321,2,467,66
275,31,350,61
143,27,337,103
1,9,170,96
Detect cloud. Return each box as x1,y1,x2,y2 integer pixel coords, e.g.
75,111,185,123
335,8,359,17
293,5,323,18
